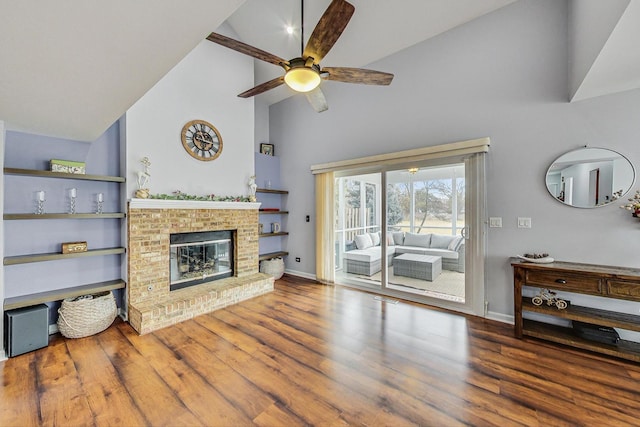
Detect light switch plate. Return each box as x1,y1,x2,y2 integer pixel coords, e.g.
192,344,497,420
489,217,502,228
517,217,532,228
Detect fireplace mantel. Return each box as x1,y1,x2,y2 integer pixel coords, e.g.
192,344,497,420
129,198,261,210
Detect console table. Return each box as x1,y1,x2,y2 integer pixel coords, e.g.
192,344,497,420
512,260,640,362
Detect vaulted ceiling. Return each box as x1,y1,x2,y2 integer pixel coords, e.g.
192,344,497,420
1,0,638,141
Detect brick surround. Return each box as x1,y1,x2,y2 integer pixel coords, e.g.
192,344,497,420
127,199,273,334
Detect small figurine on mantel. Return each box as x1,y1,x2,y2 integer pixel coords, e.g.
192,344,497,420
248,175,257,202
135,157,151,198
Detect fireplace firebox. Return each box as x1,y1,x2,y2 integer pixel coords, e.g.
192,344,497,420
169,230,234,291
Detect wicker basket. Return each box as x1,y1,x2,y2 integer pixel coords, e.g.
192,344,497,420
260,257,285,280
57,291,117,339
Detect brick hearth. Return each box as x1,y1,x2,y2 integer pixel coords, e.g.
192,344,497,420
127,199,274,334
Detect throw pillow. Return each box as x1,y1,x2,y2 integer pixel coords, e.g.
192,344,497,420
369,232,381,246
354,234,373,250
403,232,431,248
448,236,464,251
387,235,395,246
431,234,455,249
392,232,405,245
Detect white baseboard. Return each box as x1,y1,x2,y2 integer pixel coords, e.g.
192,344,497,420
49,323,59,335
283,269,316,281
487,311,514,324
0,350,7,362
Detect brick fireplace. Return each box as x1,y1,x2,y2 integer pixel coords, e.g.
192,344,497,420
127,199,274,334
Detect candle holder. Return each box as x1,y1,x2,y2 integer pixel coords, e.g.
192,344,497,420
69,188,77,214
36,190,46,214
96,193,104,214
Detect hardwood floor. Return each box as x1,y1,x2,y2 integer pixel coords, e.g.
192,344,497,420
2,275,640,426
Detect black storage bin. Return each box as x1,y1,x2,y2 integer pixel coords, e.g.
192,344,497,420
4,304,49,357
572,321,620,345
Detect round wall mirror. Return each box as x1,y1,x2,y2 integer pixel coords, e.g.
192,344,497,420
545,147,635,208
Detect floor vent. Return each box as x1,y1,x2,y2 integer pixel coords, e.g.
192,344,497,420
374,296,399,304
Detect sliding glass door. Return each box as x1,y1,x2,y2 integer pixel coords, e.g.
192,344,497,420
334,156,484,316
384,165,466,304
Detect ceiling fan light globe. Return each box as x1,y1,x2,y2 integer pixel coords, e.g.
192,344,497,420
284,67,321,93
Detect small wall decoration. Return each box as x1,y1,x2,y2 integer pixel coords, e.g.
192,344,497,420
36,190,46,214
61,241,88,254
51,159,86,174
260,143,274,156
181,120,223,161
69,188,77,214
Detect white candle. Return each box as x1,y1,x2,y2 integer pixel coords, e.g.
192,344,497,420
98,193,103,202
70,188,76,197
38,190,45,201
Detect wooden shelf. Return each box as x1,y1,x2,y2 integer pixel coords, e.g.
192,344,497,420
4,279,126,311
4,213,125,220
523,297,640,333
4,247,126,266
523,319,640,363
259,232,289,238
4,167,125,182
256,188,288,194
259,251,289,261
258,210,289,215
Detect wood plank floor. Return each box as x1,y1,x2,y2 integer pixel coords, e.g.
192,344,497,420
2,275,640,426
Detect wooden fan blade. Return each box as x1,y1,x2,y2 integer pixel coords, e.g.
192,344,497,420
238,76,285,98
322,67,394,85
303,0,355,64
305,87,328,112
207,32,287,67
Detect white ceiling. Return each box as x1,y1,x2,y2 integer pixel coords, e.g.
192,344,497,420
1,0,639,141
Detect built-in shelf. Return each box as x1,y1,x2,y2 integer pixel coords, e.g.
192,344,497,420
4,247,126,266
4,167,125,182
256,188,288,195
259,232,289,238
3,279,126,311
258,210,289,215
259,251,289,261
4,213,125,220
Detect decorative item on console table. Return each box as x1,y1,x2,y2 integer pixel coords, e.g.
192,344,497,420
620,189,640,218
512,259,640,362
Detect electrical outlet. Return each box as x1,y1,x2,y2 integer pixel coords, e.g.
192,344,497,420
517,217,532,228
295,257,301,262
489,217,502,228
305,215,310,222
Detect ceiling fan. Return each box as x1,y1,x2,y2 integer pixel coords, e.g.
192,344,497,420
207,0,394,112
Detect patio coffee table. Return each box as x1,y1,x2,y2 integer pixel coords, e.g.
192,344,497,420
394,254,442,281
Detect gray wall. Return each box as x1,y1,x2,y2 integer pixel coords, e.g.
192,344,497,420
269,0,640,317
